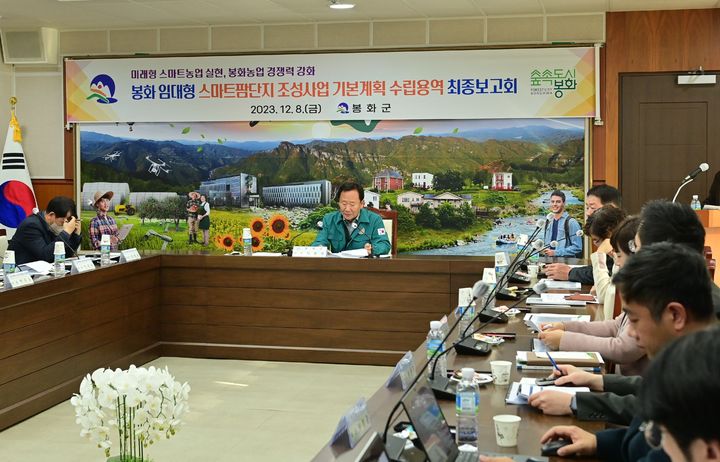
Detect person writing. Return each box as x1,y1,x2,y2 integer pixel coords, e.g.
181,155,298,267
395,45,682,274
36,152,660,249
312,182,390,256
88,190,121,251
8,196,82,264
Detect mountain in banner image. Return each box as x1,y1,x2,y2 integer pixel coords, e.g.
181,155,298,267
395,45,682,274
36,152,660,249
212,134,584,188
81,132,254,192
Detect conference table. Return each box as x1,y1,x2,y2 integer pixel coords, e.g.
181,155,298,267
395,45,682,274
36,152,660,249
310,293,605,462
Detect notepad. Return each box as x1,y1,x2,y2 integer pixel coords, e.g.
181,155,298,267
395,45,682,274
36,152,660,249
505,377,590,405
539,279,581,290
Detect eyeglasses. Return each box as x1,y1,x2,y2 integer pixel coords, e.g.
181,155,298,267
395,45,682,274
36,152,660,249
639,421,662,449
628,240,637,254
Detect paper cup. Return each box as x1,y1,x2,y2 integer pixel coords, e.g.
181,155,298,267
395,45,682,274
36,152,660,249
527,264,539,280
493,414,521,447
490,360,512,385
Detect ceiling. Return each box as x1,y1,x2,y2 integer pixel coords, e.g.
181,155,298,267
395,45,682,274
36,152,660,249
0,0,718,29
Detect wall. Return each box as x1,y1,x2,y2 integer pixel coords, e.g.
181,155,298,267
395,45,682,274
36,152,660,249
600,8,720,187
9,14,606,202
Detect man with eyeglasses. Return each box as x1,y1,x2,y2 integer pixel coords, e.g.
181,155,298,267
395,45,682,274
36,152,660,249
312,181,391,256
638,327,720,462
545,184,621,283
535,243,717,462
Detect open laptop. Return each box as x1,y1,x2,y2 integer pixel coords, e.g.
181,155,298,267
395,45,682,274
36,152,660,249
401,383,547,462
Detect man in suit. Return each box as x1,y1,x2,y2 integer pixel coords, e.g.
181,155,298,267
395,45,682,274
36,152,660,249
8,196,81,264
312,182,390,256
535,243,716,462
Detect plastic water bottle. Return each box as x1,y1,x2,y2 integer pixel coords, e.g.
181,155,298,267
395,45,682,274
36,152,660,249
100,234,111,267
455,367,480,451
53,241,65,277
3,250,16,274
456,303,475,336
691,195,702,211
242,228,252,256
426,321,446,380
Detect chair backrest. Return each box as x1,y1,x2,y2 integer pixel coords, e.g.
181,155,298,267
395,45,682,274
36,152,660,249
367,207,398,256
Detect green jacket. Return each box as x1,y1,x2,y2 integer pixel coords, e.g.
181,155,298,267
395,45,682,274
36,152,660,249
312,208,391,255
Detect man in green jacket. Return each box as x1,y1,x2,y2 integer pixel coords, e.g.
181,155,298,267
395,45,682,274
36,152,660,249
312,182,391,256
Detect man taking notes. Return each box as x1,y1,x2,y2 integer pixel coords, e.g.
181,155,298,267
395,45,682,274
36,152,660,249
312,182,390,256
8,196,82,264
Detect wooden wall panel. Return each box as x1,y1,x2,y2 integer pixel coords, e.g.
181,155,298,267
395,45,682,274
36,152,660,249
31,179,74,210
601,9,720,187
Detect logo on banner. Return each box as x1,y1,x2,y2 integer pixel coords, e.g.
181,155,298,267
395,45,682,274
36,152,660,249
530,68,577,99
87,74,118,104
337,102,349,114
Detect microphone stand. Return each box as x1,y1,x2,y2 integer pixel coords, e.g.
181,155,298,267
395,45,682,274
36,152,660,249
672,179,694,203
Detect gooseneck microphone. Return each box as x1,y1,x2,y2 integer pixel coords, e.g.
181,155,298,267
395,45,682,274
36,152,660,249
673,162,710,202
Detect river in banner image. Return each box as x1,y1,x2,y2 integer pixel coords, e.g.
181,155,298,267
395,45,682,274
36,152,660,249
406,189,583,256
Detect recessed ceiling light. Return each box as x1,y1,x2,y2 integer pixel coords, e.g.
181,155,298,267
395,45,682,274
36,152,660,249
329,0,355,9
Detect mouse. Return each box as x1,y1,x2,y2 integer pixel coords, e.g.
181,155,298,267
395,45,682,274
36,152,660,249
541,438,572,456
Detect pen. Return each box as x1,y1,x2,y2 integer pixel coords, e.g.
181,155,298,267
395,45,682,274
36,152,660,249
545,352,565,376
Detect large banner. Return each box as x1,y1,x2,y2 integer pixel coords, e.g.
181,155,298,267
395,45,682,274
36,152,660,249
66,47,595,123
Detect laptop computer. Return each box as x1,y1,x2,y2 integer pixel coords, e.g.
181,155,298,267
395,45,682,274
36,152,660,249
401,383,547,462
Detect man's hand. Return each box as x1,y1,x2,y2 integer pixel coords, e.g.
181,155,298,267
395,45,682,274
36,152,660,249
364,243,372,255
544,263,571,280
597,238,613,255
478,456,514,462
552,365,604,391
538,330,563,350
74,218,82,235
544,249,556,257
528,390,573,415
63,217,76,234
540,426,598,457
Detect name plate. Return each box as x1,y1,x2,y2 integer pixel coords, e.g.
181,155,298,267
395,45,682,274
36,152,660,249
5,271,34,289
119,248,141,263
495,251,509,267
482,267,497,284
71,258,96,274
292,246,328,258
385,351,416,391
330,398,371,451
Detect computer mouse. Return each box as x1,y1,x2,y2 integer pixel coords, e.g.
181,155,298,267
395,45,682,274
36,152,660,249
541,438,572,456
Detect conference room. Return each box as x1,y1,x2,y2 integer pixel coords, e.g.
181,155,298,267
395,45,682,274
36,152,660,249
1,1,720,461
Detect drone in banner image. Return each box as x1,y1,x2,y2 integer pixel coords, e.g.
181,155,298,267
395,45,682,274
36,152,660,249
145,156,171,176
103,150,121,161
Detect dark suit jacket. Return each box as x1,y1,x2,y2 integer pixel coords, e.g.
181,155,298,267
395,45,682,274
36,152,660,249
596,416,670,462
568,258,614,285
8,213,81,264
576,374,640,425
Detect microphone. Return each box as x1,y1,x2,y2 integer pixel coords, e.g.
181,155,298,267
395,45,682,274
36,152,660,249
286,221,323,256
144,229,173,242
684,162,709,181
56,233,80,259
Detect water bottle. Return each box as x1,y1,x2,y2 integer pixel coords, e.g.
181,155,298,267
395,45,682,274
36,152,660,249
242,228,252,256
456,303,475,336
3,250,16,274
691,195,702,211
426,321,446,380
455,367,480,451
100,234,111,267
53,241,65,277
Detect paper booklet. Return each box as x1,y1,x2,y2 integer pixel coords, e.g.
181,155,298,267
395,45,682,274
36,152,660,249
506,377,590,405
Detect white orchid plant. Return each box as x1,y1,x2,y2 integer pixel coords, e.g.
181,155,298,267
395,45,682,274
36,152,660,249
71,365,191,461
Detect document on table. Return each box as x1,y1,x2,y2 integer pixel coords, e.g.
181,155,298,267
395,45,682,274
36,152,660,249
539,293,589,306
506,377,590,404
539,278,581,290
533,338,549,352
19,260,53,275
332,249,370,258
524,313,591,331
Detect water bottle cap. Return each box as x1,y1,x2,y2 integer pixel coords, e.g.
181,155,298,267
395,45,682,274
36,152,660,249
242,228,252,239
54,241,65,254
430,320,442,330
100,234,111,245
461,367,475,380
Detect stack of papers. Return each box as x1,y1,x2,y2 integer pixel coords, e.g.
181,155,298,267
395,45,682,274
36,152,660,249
539,278,581,290
516,351,604,368
524,313,591,332
331,249,369,258
506,377,590,405
526,293,594,306
18,260,53,275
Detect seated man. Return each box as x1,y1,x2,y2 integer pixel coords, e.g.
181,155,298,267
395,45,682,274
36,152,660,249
88,190,121,251
541,190,582,258
8,196,81,264
638,328,720,462
312,182,390,256
545,184,621,282
535,243,716,462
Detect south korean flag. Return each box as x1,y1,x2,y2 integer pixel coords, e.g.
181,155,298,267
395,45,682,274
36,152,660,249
377,228,386,236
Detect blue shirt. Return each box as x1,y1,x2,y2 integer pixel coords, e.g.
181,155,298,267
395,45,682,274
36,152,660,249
543,211,583,257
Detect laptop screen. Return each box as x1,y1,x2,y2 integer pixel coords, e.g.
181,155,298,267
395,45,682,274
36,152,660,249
404,384,459,462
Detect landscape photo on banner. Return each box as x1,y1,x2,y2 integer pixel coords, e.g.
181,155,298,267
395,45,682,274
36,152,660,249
78,118,586,255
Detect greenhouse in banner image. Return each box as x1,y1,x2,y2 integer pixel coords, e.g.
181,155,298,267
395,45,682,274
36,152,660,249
78,118,587,255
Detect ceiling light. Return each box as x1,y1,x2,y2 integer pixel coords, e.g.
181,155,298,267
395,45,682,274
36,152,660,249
329,0,355,9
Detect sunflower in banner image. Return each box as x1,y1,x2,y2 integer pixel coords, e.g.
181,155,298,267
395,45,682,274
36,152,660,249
251,235,264,252
218,234,235,252
250,217,265,236
268,215,290,238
